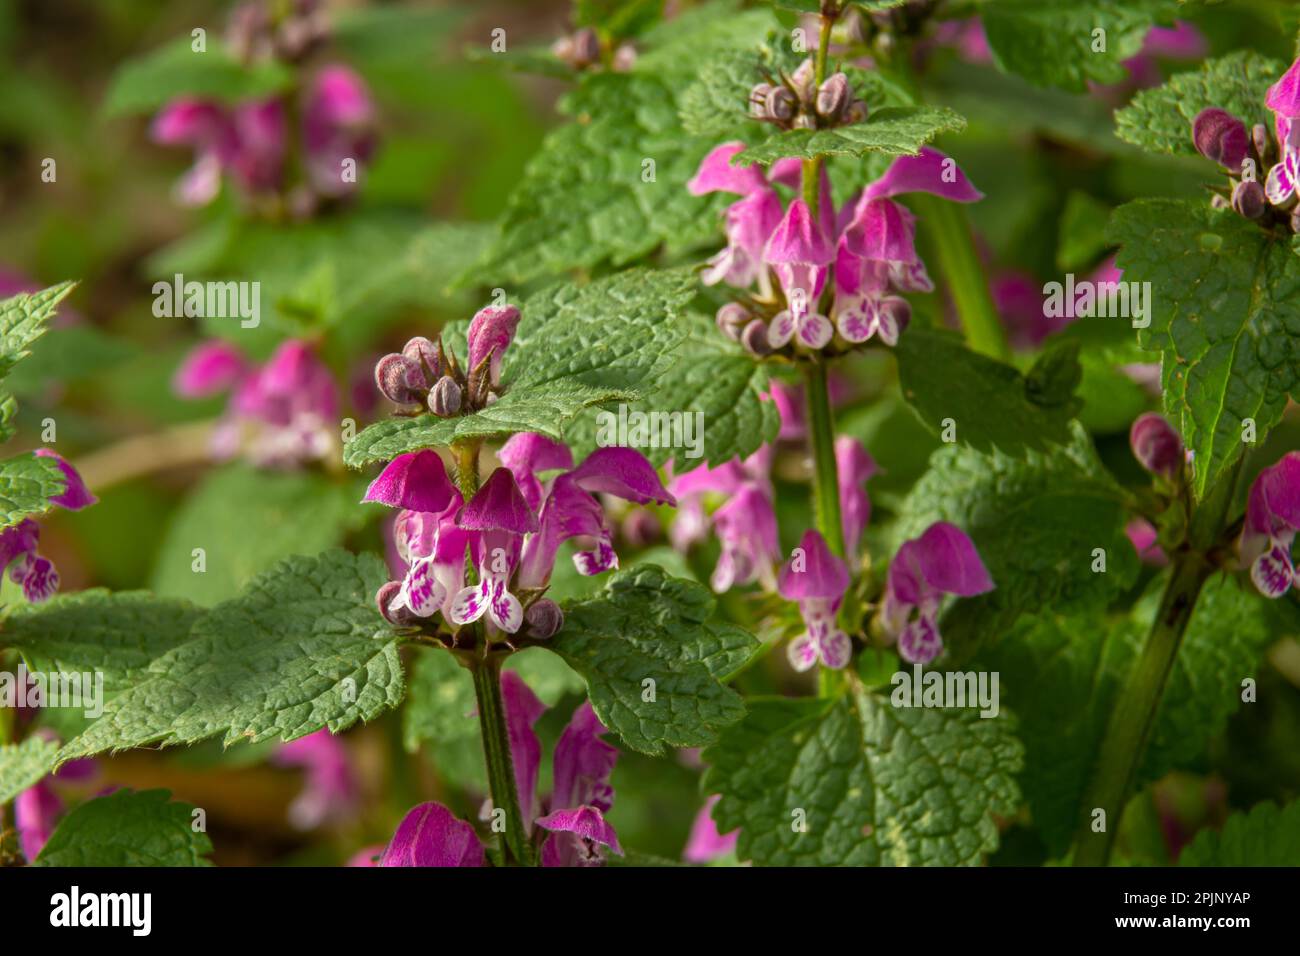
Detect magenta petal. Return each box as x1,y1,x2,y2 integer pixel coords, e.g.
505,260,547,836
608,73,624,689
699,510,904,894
173,341,249,397
684,795,739,863
687,141,767,196
363,450,458,514
551,701,618,812
1141,21,1206,60
913,522,994,597
778,529,850,601
501,672,547,825
34,450,97,510
863,147,983,203
1245,451,1300,541
21,557,59,603
379,802,485,867
765,199,834,267
0,519,39,572
536,805,623,856
769,157,803,189
458,467,539,534
668,458,748,499
15,781,62,861
1266,57,1300,119
843,197,918,264
150,99,233,150
569,447,676,505
499,432,574,511
467,305,521,385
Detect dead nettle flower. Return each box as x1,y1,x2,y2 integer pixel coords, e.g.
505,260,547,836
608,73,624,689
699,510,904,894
1129,412,1185,480
151,63,376,209
690,144,982,357
750,58,867,132
880,522,993,665
779,529,853,672
0,451,96,603
378,673,621,867
174,339,340,467
1240,451,1300,598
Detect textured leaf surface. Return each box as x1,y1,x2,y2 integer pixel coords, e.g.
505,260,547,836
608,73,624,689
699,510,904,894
704,691,1023,865
0,281,76,382
895,328,1082,456
345,269,695,465
982,0,1176,92
1179,799,1300,866
0,736,59,804
1109,199,1300,498
979,577,1279,856
151,464,361,606
59,551,400,763
33,789,213,867
1116,51,1283,156
0,452,69,530
551,564,757,755
104,39,292,116
735,106,965,164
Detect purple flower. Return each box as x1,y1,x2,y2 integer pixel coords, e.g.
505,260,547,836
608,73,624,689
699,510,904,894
150,99,243,206
15,779,62,861
0,452,95,603
272,728,359,830
882,522,993,664
363,449,458,514
684,794,739,863
778,529,852,671
688,142,785,295
836,437,877,559
174,339,339,466
303,66,377,198
1266,57,1300,120
765,199,834,348
1129,413,1184,479
379,673,622,867
1240,451,1300,598
449,468,537,635
466,304,522,391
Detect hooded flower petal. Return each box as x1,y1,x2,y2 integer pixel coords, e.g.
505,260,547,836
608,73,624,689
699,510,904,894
551,701,617,813
499,432,574,512
537,805,623,866
778,529,850,601
765,200,833,316
687,141,768,196
843,197,919,265
501,671,546,827
173,341,250,397
882,522,992,661
457,467,539,535
862,147,983,203
909,521,994,597
1241,451,1300,597
363,450,458,514
466,305,522,387
34,450,97,511
684,795,739,863
569,447,676,506
379,802,485,867
1266,57,1300,120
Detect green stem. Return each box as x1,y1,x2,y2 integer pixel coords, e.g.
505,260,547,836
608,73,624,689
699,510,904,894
800,12,836,225
453,441,481,499
803,360,843,557
469,655,533,866
910,193,1010,361
1071,554,1212,866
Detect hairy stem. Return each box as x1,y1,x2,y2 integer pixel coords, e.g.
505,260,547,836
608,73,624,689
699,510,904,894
910,193,1010,361
453,441,481,499
1071,552,1212,866
803,360,843,557
469,655,533,866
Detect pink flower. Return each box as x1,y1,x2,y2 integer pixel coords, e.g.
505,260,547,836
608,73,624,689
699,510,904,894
303,66,377,197
272,729,359,830
778,530,852,671
0,452,95,603
684,794,739,863
1129,413,1184,479
1240,452,1300,598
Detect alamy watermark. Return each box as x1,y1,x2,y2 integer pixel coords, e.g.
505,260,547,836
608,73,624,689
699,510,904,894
595,404,704,460
1042,273,1152,329
152,273,260,328
0,663,104,718
890,664,1000,718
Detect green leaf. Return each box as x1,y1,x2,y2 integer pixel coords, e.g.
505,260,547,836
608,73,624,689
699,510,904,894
1116,51,1284,157
735,106,965,164
1057,191,1113,273
151,464,361,606
58,551,401,763
895,423,1137,654
345,269,695,466
978,577,1278,856
549,564,757,755
1179,799,1300,866
564,320,780,468
1108,199,1300,499
0,451,70,530
0,281,76,383
3,590,202,689
981,0,1177,92
33,789,213,866
704,690,1023,865
0,736,59,804
103,38,292,116
894,327,1082,456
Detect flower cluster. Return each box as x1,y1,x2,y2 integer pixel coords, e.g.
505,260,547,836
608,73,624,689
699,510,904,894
1241,451,1300,599
749,59,866,130
690,143,981,357
1191,55,1300,229
0,451,96,602
226,0,330,65
552,26,636,72
174,339,340,467
376,672,622,867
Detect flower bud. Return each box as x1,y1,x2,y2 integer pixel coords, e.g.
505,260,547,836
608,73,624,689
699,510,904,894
572,27,601,67
815,73,850,122
789,59,816,105
1232,179,1266,219
428,376,462,417
524,599,564,640
1192,108,1248,172
749,83,773,120
716,302,751,341
375,353,424,405
402,336,439,384
376,581,417,626
1129,412,1184,478
741,318,773,356
765,86,797,124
